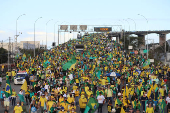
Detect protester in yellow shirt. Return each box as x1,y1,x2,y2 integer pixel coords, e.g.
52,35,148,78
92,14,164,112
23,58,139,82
69,102,76,112
11,89,17,106
13,102,23,113
67,94,75,104
38,94,47,112
75,88,79,105
146,103,154,113
79,95,87,113
47,97,55,112
159,86,165,97
60,98,69,111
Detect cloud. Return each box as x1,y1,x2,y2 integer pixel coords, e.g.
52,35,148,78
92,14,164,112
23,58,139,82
0,30,5,33
27,32,46,35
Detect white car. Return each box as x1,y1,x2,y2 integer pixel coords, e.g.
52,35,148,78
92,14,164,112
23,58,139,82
14,72,27,85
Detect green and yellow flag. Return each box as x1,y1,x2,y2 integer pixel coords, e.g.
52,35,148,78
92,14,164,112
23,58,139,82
63,57,77,71
5,79,12,98
21,79,27,92
143,59,150,69
84,97,99,113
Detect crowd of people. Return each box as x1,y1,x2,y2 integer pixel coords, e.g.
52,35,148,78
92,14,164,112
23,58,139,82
0,33,170,113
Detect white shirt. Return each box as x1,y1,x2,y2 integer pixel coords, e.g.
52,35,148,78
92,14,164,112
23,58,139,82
19,91,23,95
0,77,2,82
57,87,61,91
97,95,105,103
44,85,49,90
63,94,67,98
166,97,170,104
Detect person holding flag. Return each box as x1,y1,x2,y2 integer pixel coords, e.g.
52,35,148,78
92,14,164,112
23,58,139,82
4,79,12,111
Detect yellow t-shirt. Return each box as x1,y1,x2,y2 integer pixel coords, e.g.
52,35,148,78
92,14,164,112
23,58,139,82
39,97,47,107
60,102,68,111
101,79,106,85
85,86,89,92
73,86,78,92
12,71,16,76
14,106,23,113
79,97,87,108
59,97,64,103
12,91,17,97
146,107,154,113
25,90,30,95
117,79,121,85
105,89,112,97
67,97,74,104
86,91,93,99
47,101,55,110
75,90,79,97
75,79,79,83
69,106,76,111
159,88,164,96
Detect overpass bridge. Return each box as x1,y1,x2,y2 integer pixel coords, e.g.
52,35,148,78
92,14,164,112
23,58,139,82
108,30,170,47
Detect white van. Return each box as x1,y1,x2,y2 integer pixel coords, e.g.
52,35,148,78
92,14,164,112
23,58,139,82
14,71,27,85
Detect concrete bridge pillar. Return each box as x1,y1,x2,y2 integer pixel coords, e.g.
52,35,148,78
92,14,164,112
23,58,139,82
116,37,119,43
159,34,166,46
138,34,145,49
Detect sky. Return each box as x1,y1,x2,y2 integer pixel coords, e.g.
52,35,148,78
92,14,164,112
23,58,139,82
0,0,170,48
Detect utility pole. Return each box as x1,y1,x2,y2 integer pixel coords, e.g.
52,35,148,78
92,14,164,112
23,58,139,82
1,40,3,48
27,41,28,50
12,42,13,64
8,37,11,70
165,35,166,64
58,25,59,46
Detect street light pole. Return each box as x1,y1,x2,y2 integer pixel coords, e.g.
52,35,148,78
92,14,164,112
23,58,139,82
34,17,42,57
138,14,148,59
59,21,65,44
16,14,25,54
54,21,59,45
123,19,130,45
46,19,53,50
119,20,125,48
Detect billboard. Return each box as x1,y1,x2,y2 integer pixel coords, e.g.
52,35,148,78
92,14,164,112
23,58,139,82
94,27,112,32
70,25,77,31
80,25,87,31
60,25,68,30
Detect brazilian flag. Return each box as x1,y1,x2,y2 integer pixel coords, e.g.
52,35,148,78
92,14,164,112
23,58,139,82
84,97,99,113
63,57,77,71
5,79,12,98
143,59,150,69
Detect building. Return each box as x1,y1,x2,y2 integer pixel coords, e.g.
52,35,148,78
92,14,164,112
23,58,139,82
0,41,46,56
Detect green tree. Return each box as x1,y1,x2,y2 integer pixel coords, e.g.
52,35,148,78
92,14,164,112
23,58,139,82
120,35,144,50
0,47,8,64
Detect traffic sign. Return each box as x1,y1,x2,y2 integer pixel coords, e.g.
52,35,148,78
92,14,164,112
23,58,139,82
134,50,138,55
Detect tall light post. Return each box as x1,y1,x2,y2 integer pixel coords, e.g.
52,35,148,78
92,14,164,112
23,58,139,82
138,14,148,59
34,17,42,57
15,14,26,54
119,20,125,48
64,22,70,43
59,21,65,44
123,19,130,44
46,19,53,50
54,21,59,45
